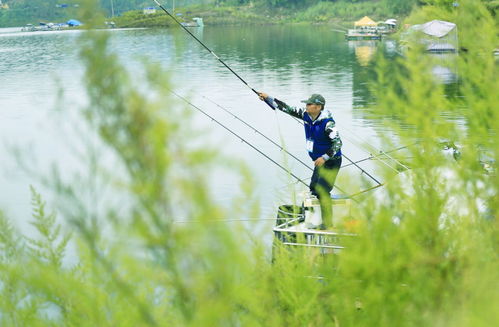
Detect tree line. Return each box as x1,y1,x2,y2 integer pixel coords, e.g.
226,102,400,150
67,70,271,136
2,0,494,27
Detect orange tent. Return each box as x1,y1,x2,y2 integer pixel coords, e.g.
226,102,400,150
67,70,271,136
354,16,377,27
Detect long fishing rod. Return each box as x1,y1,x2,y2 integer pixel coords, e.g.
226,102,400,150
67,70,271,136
342,153,382,185
342,134,399,173
341,144,414,169
169,89,309,187
341,130,411,172
338,144,416,193
152,0,275,111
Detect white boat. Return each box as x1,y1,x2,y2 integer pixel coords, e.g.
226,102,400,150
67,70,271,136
181,17,204,27
21,24,35,32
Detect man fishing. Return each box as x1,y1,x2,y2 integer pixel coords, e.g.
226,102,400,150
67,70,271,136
258,92,342,229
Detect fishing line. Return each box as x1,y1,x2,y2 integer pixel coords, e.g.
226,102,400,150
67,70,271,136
152,0,275,111
342,153,382,185
173,217,292,224
168,89,309,187
201,94,313,171
341,144,414,169
326,108,412,170
272,105,296,187
279,144,411,190
340,127,410,171
341,134,400,173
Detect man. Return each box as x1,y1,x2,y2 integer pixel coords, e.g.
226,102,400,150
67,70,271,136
258,92,342,229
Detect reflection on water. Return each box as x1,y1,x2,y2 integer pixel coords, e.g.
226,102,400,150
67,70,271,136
349,40,377,67
429,53,458,84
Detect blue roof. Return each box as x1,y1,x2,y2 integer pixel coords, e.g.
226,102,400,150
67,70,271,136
67,19,82,26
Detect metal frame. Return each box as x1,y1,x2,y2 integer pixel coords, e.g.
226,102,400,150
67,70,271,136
273,217,356,251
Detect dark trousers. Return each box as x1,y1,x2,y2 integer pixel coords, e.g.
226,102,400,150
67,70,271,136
309,156,342,227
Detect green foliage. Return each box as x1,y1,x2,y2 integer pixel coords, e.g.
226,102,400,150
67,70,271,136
0,0,74,26
28,186,71,268
0,211,22,262
296,1,392,23
382,0,418,15
115,0,419,28
0,188,73,325
113,6,270,27
113,10,175,27
1,0,498,325
362,1,499,323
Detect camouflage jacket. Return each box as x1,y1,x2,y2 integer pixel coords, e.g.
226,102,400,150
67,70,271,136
265,96,342,161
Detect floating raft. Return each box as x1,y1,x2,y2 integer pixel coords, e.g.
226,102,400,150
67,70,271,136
346,29,381,40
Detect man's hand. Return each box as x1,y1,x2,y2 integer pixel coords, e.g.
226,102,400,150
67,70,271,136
258,92,268,101
314,157,326,167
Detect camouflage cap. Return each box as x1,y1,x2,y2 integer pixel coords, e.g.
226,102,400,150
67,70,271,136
301,94,326,106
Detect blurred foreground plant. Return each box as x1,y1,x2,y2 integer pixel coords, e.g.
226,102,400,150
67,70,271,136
0,0,498,326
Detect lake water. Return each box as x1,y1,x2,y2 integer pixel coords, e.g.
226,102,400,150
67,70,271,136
0,25,422,234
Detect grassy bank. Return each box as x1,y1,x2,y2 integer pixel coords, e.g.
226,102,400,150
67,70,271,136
113,5,271,28
0,1,410,28
113,2,405,28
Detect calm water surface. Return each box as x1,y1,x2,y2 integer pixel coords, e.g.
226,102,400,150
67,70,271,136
0,25,406,233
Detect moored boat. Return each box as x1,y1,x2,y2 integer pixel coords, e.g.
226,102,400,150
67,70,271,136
180,17,204,27
346,16,382,40
345,29,381,40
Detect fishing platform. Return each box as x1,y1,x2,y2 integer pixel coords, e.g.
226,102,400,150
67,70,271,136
346,16,382,41
345,29,381,41
273,193,359,254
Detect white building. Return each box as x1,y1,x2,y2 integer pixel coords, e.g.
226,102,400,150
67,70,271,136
143,7,157,15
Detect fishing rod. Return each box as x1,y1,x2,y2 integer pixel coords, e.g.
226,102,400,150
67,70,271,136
152,0,275,111
341,144,414,169
342,134,400,173
169,89,309,187
348,183,384,198
341,130,412,172
282,151,395,187
337,144,416,195
174,217,292,224
342,153,382,185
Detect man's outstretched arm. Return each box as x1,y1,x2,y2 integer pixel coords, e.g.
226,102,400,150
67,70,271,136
258,92,305,120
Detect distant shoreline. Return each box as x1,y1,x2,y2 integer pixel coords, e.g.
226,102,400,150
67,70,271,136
1,3,404,29
111,5,376,29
